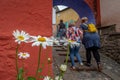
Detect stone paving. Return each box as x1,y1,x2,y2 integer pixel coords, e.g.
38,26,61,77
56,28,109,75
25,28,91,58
52,45,120,80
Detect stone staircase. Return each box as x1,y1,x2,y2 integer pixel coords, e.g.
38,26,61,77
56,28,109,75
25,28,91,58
52,44,120,80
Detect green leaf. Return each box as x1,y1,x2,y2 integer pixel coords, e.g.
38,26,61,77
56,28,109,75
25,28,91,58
19,67,24,73
27,77,36,80
38,68,42,73
17,68,24,80
17,74,22,80
39,75,44,79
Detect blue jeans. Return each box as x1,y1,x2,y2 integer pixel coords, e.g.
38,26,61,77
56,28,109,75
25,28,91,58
69,45,82,66
58,29,66,38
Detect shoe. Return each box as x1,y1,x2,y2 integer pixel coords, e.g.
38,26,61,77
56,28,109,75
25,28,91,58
79,63,84,67
97,63,102,72
79,63,84,70
70,66,76,70
80,63,84,66
85,63,91,67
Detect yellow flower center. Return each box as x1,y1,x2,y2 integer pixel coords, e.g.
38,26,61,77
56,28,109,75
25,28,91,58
22,53,26,57
68,40,75,42
38,37,46,42
18,36,24,40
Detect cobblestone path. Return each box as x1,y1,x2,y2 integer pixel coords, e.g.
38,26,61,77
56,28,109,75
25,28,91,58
52,45,120,80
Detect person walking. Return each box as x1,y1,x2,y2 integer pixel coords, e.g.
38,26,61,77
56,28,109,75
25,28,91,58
57,19,66,39
66,23,83,70
80,17,102,71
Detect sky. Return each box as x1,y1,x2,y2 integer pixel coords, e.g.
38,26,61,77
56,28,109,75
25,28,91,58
57,5,68,10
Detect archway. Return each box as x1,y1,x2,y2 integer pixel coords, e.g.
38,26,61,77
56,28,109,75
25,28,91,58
53,0,96,24
53,5,81,37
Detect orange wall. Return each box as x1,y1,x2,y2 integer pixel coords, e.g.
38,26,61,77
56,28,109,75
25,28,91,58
0,0,52,80
0,0,52,36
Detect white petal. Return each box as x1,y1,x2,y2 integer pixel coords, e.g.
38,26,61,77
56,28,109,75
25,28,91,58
13,31,16,37
38,35,41,38
18,41,21,44
16,30,20,36
42,43,47,49
32,42,40,46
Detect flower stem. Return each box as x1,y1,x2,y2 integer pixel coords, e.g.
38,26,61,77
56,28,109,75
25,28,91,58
65,44,70,65
22,59,25,69
47,47,51,77
59,71,64,80
22,59,25,80
16,44,20,77
58,44,69,80
36,44,42,78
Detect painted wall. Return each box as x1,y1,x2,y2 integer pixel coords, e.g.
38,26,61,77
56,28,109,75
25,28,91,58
100,0,120,32
0,0,52,80
56,8,79,24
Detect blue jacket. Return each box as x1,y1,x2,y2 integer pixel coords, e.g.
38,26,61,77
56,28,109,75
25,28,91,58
80,23,100,49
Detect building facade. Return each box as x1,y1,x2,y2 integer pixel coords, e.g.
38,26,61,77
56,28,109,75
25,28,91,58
56,8,79,25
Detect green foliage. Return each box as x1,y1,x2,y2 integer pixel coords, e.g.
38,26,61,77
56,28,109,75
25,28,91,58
17,68,24,80
38,68,42,73
27,77,36,80
39,75,44,79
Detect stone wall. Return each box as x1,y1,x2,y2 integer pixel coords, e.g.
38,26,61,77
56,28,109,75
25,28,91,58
98,24,120,64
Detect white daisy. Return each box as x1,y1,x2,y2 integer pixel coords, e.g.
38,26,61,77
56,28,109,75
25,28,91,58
18,52,30,59
47,37,53,46
55,76,63,80
50,37,60,45
13,30,30,44
70,42,80,48
48,58,51,61
31,35,53,49
63,39,74,46
60,64,67,72
63,39,80,48
43,76,53,80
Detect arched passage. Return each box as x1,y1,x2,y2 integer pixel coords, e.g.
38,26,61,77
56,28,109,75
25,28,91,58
53,0,96,24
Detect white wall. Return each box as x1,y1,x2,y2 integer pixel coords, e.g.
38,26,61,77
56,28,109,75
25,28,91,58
52,8,56,24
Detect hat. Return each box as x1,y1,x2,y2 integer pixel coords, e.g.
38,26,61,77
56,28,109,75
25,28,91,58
81,17,88,20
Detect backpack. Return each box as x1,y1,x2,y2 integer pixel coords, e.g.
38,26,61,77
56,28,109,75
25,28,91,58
87,23,97,32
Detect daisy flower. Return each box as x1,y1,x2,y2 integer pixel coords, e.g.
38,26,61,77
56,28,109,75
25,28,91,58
55,76,63,80
63,39,74,46
63,39,80,48
48,58,51,61
48,57,52,64
18,52,30,59
60,64,67,72
31,35,53,49
50,36,60,45
43,76,53,80
13,30,30,44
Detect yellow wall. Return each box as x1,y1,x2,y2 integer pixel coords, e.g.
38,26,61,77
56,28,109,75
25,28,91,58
56,8,79,24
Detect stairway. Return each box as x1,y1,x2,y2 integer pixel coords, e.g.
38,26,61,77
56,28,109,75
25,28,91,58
52,44,120,80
